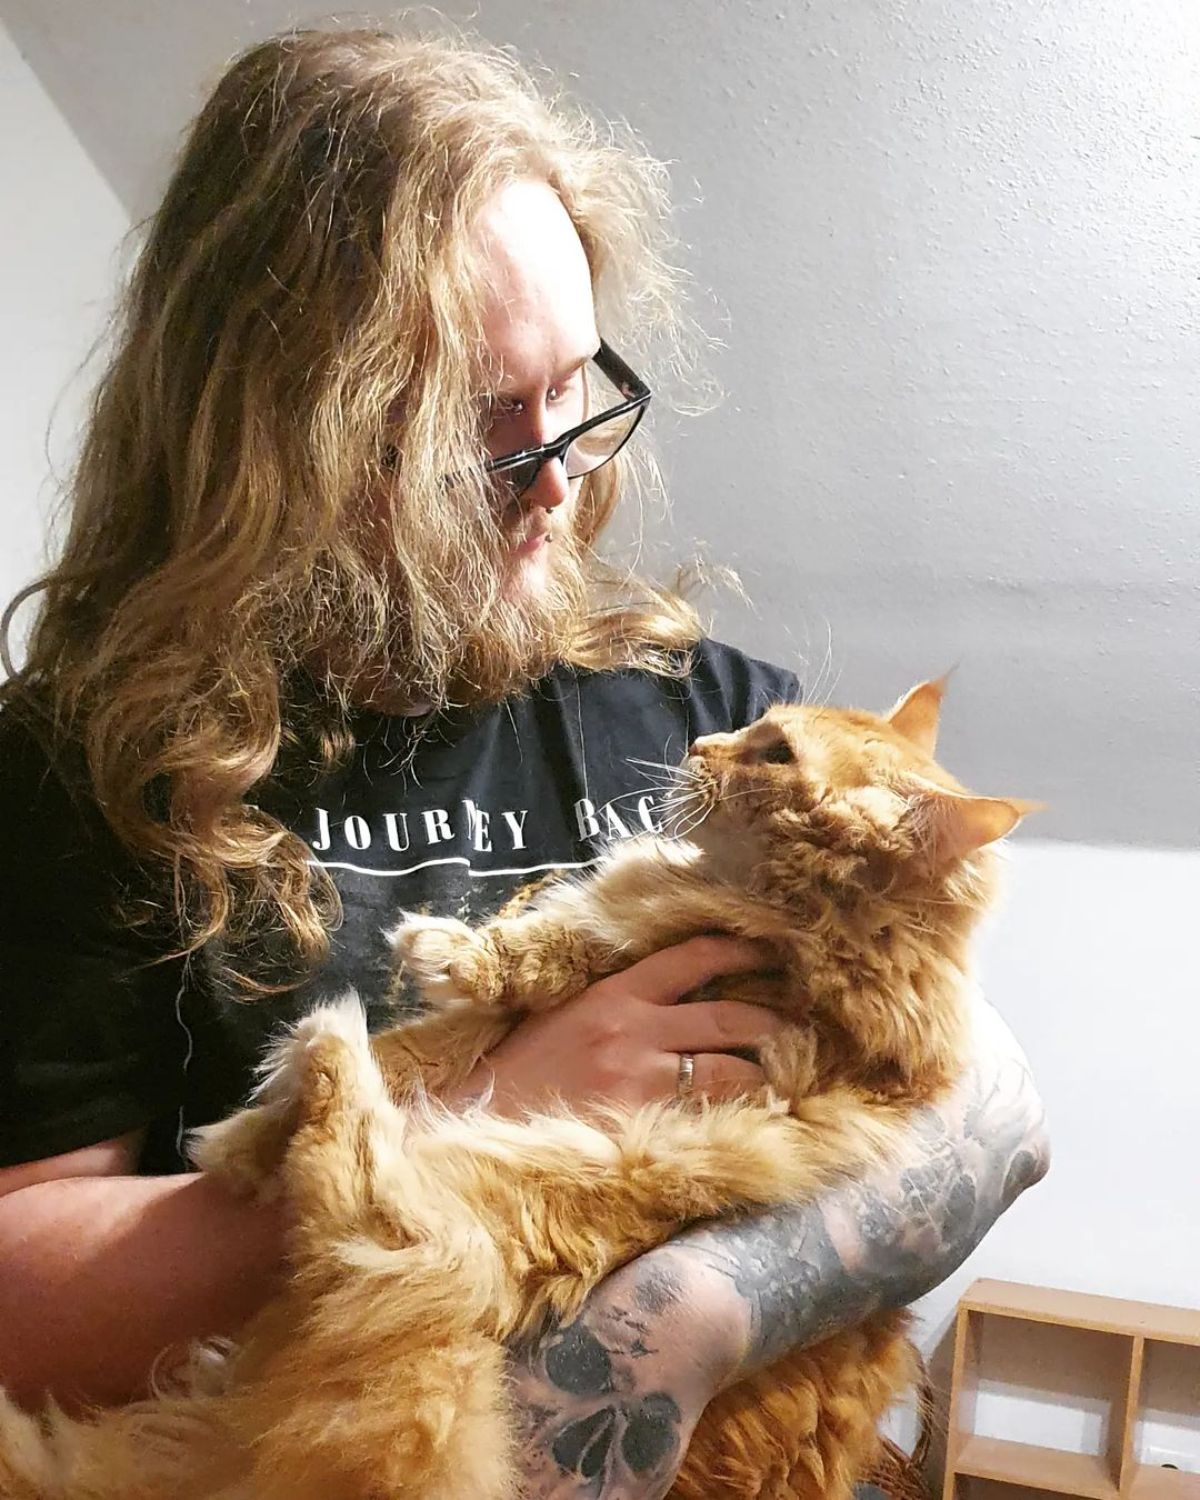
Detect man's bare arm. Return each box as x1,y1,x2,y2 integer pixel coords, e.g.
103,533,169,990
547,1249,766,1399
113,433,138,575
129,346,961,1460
0,1134,284,1409
509,1001,1049,1499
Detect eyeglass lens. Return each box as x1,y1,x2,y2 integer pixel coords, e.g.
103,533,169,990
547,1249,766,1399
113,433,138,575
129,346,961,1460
496,408,644,498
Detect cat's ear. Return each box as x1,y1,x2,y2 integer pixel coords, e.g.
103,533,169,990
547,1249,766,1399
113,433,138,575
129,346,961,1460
909,790,1045,869
886,673,953,756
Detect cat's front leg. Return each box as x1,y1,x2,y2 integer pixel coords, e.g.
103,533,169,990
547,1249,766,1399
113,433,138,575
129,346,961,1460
389,910,601,1015
370,1003,514,1101
507,1098,856,1334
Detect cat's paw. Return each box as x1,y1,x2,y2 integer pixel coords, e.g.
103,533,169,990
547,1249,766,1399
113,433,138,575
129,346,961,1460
191,994,374,1196
190,1098,297,1199
388,914,503,1008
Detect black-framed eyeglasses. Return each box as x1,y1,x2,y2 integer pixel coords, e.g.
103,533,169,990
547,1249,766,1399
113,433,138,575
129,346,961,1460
381,340,652,498
483,340,652,500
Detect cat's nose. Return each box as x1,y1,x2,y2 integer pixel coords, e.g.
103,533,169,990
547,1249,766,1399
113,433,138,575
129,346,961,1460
689,732,734,755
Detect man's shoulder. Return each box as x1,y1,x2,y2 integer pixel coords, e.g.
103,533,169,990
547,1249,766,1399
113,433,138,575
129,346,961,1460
685,637,802,717
558,637,801,733
0,703,127,882
0,704,85,821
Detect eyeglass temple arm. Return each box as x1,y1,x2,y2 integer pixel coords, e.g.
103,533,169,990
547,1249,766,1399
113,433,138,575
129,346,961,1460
596,339,651,403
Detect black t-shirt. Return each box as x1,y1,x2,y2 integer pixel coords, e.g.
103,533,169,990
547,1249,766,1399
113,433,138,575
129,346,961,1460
0,640,798,1174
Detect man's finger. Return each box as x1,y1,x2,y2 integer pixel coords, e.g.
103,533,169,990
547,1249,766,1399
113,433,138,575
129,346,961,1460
653,999,785,1053
658,1050,766,1103
623,936,777,1005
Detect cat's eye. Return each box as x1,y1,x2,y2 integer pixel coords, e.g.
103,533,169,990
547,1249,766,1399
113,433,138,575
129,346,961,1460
760,741,795,765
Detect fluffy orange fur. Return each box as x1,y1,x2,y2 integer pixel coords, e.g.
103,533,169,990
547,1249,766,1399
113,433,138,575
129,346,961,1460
0,680,1035,1499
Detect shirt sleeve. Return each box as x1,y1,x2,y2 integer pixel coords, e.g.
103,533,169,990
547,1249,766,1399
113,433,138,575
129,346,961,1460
690,638,803,732
0,715,188,1168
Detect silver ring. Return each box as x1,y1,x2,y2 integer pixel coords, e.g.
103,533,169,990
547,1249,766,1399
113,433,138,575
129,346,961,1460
676,1051,696,1100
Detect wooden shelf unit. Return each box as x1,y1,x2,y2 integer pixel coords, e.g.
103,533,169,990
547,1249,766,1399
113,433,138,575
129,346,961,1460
944,1280,1200,1500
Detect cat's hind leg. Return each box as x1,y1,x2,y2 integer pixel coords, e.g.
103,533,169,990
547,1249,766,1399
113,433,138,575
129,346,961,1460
217,999,520,1500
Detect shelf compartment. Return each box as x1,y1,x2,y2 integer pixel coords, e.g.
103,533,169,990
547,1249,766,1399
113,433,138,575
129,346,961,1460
1133,1338,1200,1483
945,1284,1200,1500
970,1316,1131,1472
1128,1466,1200,1500
954,1436,1119,1500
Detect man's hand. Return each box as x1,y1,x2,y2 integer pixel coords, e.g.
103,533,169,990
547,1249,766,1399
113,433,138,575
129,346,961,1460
448,937,785,1117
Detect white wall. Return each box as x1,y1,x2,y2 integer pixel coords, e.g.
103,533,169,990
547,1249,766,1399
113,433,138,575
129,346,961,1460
907,838,1200,1466
0,18,128,668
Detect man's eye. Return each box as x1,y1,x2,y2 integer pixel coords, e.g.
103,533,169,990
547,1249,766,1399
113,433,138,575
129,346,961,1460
488,398,523,421
550,370,586,405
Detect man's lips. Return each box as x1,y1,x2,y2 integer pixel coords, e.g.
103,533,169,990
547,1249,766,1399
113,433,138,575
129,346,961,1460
509,519,552,556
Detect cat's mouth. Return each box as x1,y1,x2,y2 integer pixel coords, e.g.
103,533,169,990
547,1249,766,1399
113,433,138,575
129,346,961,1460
669,755,772,879
651,754,721,840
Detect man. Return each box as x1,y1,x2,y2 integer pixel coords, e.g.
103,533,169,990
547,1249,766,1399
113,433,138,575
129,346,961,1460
0,28,1047,1497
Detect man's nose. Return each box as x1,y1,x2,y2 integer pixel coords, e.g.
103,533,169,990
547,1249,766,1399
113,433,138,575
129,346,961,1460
524,453,571,511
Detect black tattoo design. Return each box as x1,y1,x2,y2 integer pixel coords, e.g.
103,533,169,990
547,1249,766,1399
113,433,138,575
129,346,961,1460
510,1261,692,1499
508,1041,1049,1497
680,1049,1049,1381
544,1324,615,1398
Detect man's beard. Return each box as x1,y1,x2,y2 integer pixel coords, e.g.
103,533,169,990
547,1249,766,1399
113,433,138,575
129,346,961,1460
444,522,591,705
342,519,591,714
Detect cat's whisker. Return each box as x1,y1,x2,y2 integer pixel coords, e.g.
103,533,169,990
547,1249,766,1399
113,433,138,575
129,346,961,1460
653,780,701,805
657,797,701,823
657,804,702,828
714,786,771,805
802,619,839,710
661,815,703,842
624,765,691,786
606,767,704,808
675,783,717,812
619,767,702,799
626,755,694,778
671,807,715,840
657,795,712,839
661,784,717,829
606,785,677,807
618,756,702,792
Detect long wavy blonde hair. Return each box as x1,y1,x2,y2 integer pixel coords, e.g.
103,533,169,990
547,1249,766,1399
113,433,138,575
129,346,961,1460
0,25,707,988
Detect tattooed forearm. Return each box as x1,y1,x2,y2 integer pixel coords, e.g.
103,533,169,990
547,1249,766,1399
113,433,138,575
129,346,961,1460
680,1008,1050,1381
508,1253,724,1500
509,1002,1048,1495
